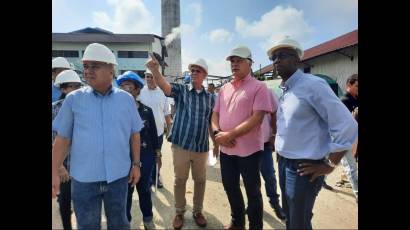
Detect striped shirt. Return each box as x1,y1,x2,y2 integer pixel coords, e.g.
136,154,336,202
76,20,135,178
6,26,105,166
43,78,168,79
169,83,215,152
52,86,144,183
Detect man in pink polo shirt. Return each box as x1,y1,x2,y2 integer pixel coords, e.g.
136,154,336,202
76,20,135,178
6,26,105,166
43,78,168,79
211,45,273,230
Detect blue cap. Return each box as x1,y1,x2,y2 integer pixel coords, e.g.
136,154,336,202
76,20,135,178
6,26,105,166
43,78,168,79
117,71,144,89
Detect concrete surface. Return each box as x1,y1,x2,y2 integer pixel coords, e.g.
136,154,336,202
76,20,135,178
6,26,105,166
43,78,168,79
52,139,357,229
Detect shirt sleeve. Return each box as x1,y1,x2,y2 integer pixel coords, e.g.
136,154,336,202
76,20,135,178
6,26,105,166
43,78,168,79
52,96,74,139
170,83,183,99
253,83,273,113
163,96,171,116
310,80,358,153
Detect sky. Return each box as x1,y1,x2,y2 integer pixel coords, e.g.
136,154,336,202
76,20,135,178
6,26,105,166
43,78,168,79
52,0,358,76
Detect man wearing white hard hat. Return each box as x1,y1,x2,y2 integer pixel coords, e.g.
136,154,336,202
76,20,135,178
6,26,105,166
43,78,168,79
52,57,71,102
268,37,358,229
140,68,172,189
146,55,216,229
52,43,144,229
52,70,82,230
211,45,273,230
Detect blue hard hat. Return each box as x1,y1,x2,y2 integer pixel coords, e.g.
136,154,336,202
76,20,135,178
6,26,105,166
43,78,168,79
117,71,144,89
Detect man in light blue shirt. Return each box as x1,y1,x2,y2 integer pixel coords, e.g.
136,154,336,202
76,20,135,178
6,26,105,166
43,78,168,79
267,37,358,229
52,43,144,230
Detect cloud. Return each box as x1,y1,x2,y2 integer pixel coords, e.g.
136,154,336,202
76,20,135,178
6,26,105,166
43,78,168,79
206,29,233,44
186,2,202,27
164,2,202,46
92,0,154,33
235,5,314,50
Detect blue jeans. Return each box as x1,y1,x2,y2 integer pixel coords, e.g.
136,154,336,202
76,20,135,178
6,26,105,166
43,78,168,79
278,155,324,230
341,148,358,198
151,135,164,183
71,176,130,230
260,144,280,204
220,151,263,230
127,150,155,222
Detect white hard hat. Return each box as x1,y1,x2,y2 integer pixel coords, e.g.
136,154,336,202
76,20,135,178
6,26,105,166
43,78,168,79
52,57,71,69
145,68,152,75
82,43,118,65
188,58,208,74
145,66,161,75
226,45,253,61
54,70,82,88
267,37,304,59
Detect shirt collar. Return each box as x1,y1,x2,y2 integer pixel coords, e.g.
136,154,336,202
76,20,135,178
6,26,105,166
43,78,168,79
92,84,114,97
188,84,205,93
232,72,252,87
280,69,302,91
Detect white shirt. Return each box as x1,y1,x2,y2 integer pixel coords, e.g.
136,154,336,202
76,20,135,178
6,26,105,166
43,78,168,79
140,86,171,136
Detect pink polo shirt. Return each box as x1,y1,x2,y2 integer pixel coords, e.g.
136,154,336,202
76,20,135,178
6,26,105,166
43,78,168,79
213,73,273,157
261,90,279,143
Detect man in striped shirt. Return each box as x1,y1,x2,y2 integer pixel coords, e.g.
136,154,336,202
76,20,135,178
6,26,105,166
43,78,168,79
146,55,216,230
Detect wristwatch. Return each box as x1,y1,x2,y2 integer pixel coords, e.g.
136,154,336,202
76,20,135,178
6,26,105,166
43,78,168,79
132,161,142,168
323,158,337,168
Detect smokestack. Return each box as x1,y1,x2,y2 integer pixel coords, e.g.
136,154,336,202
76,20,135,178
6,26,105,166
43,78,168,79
162,0,182,82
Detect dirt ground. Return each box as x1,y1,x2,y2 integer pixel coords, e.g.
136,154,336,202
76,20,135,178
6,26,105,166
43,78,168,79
52,139,358,229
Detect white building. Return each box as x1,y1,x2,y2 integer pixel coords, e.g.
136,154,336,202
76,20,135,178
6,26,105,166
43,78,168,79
300,29,358,90
52,27,168,80
257,29,358,91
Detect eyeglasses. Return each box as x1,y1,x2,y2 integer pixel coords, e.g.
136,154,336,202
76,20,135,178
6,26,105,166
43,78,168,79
191,69,202,74
145,75,153,79
270,53,297,63
83,63,106,71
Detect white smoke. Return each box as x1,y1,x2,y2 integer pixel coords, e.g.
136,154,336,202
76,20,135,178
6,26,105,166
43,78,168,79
165,27,182,46
164,24,194,46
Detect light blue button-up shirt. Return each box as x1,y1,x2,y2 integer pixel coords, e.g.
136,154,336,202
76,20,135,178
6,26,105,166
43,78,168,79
275,69,358,160
52,81,61,103
52,85,144,183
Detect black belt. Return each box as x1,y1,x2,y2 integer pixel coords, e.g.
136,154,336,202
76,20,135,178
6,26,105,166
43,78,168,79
277,154,324,164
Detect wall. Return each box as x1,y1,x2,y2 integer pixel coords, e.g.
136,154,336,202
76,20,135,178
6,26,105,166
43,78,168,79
302,45,358,90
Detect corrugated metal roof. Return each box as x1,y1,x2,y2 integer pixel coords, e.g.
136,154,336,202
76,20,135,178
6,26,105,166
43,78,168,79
302,29,358,61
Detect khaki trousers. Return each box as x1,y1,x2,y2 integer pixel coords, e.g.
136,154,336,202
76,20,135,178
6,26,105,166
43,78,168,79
171,144,208,215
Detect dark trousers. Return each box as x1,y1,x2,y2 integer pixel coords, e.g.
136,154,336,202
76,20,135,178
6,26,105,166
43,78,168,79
278,155,324,230
220,151,263,230
127,151,155,222
57,181,72,230
260,143,280,204
151,135,164,183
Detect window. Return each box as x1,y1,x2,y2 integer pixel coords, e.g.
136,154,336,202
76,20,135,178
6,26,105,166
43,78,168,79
118,51,148,58
52,50,79,58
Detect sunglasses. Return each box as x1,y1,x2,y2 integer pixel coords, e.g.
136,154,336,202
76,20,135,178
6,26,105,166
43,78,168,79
144,75,153,79
270,52,297,63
